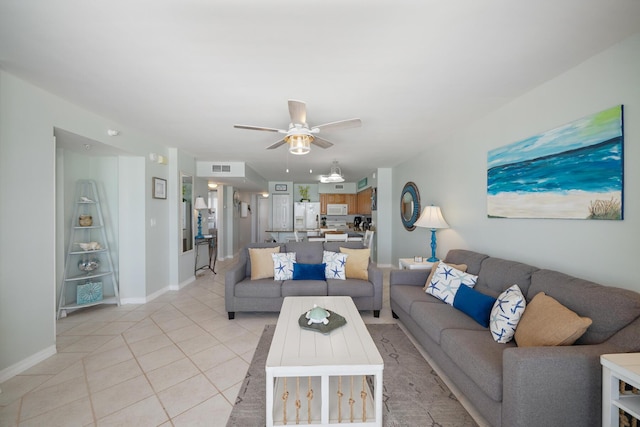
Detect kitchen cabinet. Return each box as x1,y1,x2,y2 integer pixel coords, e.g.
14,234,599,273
320,190,372,214
346,194,358,214
357,188,373,215
320,193,358,214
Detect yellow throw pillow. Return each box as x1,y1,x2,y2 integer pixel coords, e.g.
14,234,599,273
248,246,281,280
339,247,370,280
423,262,468,291
514,292,592,347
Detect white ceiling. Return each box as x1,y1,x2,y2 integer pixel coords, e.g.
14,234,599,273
2,1,639,190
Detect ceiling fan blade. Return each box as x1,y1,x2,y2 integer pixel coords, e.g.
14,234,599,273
234,124,282,133
312,137,334,149
288,100,307,124
314,118,362,132
265,139,287,150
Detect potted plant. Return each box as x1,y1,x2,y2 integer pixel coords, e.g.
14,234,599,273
299,185,310,202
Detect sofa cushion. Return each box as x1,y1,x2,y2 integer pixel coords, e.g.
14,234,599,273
272,252,296,280
441,328,514,402
453,284,496,328
443,249,489,275
285,241,324,264
528,269,640,344
323,251,348,280
475,257,538,298
339,247,370,280
248,246,281,280
293,263,326,280
324,241,365,252
281,280,328,296
234,278,283,298
426,262,478,305
327,279,373,297
514,292,592,347
490,284,526,344
422,262,467,291
410,301,486,345
390,284,440,316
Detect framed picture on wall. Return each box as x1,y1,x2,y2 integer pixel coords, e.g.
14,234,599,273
275,184,287,191
152,177,167,199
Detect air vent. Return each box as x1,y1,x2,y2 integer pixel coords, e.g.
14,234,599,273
335,184,344,190
212,164,231,173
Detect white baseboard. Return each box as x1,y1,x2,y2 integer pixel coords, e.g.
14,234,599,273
121,277,196,305
169,276,195,291
0,345,57,383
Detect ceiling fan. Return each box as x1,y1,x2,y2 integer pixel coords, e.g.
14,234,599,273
234,100,361,155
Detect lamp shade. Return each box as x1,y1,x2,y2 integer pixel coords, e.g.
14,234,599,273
194,197,208,210
414,205,449,229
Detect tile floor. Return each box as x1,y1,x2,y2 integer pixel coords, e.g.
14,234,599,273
0,258,398,426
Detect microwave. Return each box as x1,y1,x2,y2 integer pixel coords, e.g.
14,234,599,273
326,204,348,215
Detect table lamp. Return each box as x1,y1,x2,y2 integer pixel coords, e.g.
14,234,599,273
194,196,208,239
414,205,449,262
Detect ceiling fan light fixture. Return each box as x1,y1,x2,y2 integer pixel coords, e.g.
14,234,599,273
286,133,313,155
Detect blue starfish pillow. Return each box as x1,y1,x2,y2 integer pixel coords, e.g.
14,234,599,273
322,251,349,280
425,261,478,305
490,284,526,343
272,252,296,280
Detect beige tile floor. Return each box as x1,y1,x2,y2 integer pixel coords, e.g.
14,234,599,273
0,258,397,427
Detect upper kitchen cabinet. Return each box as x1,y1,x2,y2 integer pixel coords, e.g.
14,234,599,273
357,188,373,215
346,194,358,214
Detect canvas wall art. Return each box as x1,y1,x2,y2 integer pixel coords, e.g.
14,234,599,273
487,105,623,220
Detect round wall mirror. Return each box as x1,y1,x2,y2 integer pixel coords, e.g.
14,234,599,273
400,181,421,231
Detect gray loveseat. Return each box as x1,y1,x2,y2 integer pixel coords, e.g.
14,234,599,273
225,241,382,320
390,249,640,427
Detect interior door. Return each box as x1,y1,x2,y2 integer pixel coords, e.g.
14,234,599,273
257,196,270,242
272,194,291,230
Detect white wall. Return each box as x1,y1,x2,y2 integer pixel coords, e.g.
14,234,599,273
0,70,177,380
393,33,640,291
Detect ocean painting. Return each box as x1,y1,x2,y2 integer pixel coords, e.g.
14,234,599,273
487,105,623,219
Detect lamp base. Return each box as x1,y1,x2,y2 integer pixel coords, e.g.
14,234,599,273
428,229,439,263
196,213,204,239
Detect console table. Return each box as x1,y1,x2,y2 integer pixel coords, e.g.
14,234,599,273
194,234,216,274
601,353,640,426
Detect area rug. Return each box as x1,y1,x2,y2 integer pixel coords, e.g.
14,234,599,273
227,323,477,426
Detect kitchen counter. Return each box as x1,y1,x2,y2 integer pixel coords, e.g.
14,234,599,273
266,229,363,243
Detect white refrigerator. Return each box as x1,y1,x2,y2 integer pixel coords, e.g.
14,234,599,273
294,202,320,230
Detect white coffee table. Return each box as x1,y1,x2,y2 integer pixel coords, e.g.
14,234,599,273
266,296,383,426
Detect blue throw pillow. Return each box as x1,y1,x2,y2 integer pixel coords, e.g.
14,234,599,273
453,284,497,328
292,263,326,280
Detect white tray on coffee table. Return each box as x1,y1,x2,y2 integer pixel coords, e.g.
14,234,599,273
266,296,383,426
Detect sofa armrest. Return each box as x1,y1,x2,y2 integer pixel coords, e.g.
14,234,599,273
368,263,384,310
502,342,620,426
389,269,430,287
225,261,247,311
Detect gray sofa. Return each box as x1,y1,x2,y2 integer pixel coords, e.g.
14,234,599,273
390,249,640,427
225,241,382,320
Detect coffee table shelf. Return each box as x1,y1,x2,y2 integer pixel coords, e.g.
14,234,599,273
266,296,383,426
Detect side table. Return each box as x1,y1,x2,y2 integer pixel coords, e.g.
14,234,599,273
601,353,640,426
398,258,434,270
195,235,216,274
